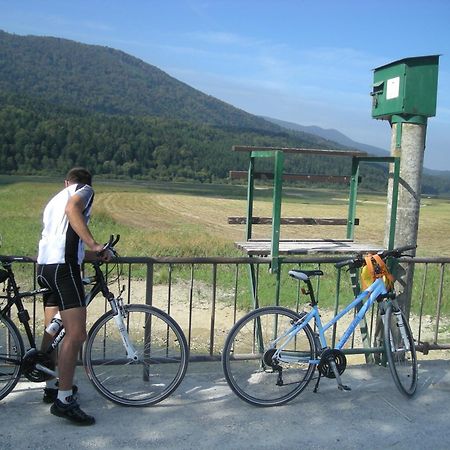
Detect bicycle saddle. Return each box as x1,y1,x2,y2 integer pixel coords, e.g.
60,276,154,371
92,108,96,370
288,269,324,281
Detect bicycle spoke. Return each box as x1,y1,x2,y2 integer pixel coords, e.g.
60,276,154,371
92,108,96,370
222,306,316,406
84,304,188,406
0,315,24,400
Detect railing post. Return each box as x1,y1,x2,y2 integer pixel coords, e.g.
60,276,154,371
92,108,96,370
145,262,153,307
347,157,359,239
209,264,217,356
144,262,154,381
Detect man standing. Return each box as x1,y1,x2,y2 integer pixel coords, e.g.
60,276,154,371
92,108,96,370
37,167,109,426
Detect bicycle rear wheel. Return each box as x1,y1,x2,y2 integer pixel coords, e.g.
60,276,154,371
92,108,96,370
0,314,24,401
222,306,316,406
383,303,418,397
84,304,189,406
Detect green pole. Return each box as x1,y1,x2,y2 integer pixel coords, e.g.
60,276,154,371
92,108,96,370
347,157,360,239
246,157,255,241
387,157,400,250
270,151,284,273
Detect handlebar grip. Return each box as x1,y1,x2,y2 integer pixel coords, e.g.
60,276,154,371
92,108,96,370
394,244,416,254
334,259,355,269
335,255,364,270
383,244,417,258
96,234,120,257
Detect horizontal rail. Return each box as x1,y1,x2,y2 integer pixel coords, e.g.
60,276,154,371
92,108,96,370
232,145,367,157
228,217,359,226
229,170,355,184
4,255,449,364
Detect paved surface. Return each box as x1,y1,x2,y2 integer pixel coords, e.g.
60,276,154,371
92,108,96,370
1,358,450,450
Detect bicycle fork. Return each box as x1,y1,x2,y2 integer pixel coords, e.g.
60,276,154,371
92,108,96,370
109,296,139,362
382,306,411,352
108,295,139,361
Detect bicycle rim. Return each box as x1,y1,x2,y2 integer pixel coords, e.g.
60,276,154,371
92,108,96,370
84,304,189,406
0,314,24,401
222,306,316,406
384,304,418,397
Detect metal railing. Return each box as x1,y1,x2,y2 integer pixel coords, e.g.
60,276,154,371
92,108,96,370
4,255,449,361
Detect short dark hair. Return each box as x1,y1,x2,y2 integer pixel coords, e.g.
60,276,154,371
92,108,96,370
66,167,92,186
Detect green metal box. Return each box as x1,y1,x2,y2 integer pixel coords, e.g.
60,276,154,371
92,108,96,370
371,55,439,119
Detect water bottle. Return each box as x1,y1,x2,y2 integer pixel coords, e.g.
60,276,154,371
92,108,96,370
45,312,63,336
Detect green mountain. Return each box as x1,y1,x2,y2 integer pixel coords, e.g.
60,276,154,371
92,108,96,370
0,29,281,131
0,30,448,194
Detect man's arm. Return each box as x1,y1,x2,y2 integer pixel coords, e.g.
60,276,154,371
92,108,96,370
65,193,103,253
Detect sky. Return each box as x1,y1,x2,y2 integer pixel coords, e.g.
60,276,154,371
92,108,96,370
1,0,450,171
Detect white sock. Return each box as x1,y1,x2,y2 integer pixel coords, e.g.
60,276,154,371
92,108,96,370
57,389,73,404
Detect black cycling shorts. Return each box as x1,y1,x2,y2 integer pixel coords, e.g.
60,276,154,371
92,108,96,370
37,263,85,310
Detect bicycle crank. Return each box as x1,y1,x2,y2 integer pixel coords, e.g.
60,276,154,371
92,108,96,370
22,349,55,382
318,349,350,392
318,349,347,378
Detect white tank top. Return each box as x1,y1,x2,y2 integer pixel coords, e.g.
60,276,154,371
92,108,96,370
37,183,94,265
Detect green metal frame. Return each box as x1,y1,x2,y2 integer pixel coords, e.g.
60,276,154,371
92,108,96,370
244,150,401,274
350,156,400,250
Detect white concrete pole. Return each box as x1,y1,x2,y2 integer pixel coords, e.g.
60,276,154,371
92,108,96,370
385,121,427,316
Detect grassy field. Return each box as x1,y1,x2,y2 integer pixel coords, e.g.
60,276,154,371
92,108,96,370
1,176,449,320
1,175,449,257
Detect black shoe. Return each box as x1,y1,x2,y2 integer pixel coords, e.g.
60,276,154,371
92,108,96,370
50,398,95,426
43,384,78,404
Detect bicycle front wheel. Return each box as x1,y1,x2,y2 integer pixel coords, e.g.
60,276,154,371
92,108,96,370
84,304,189,406
222,306,316,407
383,304,418,397
0,314,24,401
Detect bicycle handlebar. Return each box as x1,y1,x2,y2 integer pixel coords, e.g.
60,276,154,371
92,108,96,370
0,255,36,264
1,235,121,266
96,234,120,257
334,244,417,270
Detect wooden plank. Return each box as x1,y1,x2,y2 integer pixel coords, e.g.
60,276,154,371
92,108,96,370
228,217,359,226
229,170,353,184
234,240,383,256
247,238,355,242
232,145,367,157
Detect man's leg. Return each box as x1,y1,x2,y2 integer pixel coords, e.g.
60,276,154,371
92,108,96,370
41,305,60,352
57,306,87,392
41,305,60,403
50,305,95,425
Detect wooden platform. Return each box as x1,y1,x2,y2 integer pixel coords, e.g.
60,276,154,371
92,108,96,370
235,239,384,256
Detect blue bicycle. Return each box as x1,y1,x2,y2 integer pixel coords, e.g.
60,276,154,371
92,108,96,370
222,246,418,406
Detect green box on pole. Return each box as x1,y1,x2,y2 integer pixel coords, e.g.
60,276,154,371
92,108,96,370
371,55,439,120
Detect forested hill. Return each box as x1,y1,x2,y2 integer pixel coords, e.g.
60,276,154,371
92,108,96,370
0,30,449,194
0,29,278,131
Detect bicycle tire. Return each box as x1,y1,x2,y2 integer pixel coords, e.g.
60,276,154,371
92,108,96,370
83,304,189,406
383,303,418,397
222,306,316,407
0,314,24,401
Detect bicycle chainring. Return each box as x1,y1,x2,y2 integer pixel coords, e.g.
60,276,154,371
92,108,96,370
22,349,55,382
318,349,347,379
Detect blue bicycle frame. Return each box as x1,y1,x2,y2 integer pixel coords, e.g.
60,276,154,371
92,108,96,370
272,277,388,363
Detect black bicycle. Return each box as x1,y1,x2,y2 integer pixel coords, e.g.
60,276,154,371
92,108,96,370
0,235,189,406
